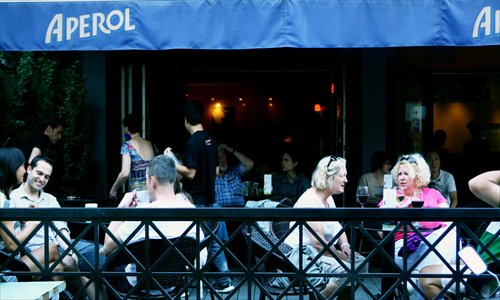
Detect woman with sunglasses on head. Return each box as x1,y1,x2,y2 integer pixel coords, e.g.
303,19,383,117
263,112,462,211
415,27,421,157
381,153,457,292
284,155,367,299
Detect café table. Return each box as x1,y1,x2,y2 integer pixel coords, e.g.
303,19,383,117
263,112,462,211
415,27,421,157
59,197,97,207
0,280,66,300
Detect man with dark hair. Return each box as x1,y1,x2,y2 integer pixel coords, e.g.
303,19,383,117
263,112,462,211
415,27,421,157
19,115,65,165
9,155,107,299
166,100,219,206
165,100,234,293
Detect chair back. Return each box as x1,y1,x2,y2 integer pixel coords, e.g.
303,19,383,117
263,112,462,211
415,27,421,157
242,225,293,272
271,221,290,240
243,224,325,298
106,237,196,295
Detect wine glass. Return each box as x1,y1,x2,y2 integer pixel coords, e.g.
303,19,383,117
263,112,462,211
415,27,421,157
411,190,424,229
411,190,424,208
356,186,369,208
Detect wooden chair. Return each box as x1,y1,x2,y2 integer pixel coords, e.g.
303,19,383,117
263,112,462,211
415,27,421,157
104,237,196,299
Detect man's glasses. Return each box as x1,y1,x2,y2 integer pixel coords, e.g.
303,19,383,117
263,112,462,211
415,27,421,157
399,155,417,165
327,155,339,170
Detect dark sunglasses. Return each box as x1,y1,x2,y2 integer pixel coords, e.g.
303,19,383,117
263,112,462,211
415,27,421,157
399,155,417,165
327,155,339,169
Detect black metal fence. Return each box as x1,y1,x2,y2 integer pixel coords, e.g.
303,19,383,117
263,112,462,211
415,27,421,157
0,207,498,300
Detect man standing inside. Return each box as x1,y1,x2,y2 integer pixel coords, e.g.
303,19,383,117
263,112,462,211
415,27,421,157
9,155,106,299
166,100,218,206
165,100,234,293
19,115,64,166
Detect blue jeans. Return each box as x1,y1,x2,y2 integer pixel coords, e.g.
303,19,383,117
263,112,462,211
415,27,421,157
57,239,105,272
195,203,231,286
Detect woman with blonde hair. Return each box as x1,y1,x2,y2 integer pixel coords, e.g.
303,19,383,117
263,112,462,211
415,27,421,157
284,155,367,299
383,153,457,292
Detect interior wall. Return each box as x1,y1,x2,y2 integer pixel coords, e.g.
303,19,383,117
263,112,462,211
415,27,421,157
433,102,500,153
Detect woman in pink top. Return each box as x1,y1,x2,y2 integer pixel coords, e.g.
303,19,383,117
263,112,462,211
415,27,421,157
384,153,457,289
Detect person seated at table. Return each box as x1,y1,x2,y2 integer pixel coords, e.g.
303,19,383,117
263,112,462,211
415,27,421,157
284,155,367,300
357,150,391,206
0,147,63,281
419,170,500,299
215,143,254,207
378,153,457,288
99,155,207,292
271,148,310,205
425,149,458,208
8,155,107,299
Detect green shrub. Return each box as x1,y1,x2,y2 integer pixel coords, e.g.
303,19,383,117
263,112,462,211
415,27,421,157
0,52,94,197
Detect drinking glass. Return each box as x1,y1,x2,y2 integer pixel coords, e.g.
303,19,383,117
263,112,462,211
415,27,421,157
411,190,424,208
356,186,369,208
411,190,424,229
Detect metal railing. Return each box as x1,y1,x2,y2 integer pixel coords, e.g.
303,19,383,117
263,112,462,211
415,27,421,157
0,207,498,299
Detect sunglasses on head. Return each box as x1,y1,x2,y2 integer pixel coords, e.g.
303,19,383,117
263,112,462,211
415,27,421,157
327,155,339,169
399,155,417,165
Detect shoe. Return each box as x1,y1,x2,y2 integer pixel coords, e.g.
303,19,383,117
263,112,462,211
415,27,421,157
213,282,235,293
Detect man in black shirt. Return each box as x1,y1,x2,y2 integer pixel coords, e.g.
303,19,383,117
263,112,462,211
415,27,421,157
165,100,234,293
19,115,64,166
166,100,218,206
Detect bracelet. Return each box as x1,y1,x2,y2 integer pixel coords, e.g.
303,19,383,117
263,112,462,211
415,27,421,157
340,242,350,249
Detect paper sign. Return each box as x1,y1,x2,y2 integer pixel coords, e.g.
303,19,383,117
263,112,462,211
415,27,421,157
384,174,393,189
383,188,396,207
263,174,273,195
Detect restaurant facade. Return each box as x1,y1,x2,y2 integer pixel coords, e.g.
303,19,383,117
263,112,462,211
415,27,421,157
1,0,499,203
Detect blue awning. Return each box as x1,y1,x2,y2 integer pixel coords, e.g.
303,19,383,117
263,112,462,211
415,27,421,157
0,0,498,51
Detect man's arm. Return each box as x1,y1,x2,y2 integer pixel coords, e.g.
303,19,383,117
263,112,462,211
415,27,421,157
0,221,40,252
28,147,42,165
55,228,72,252
100,221,123,256
468,170,500,207
176,164,196,180
220,144,254,173
100,191,136,256
164,147,196,179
